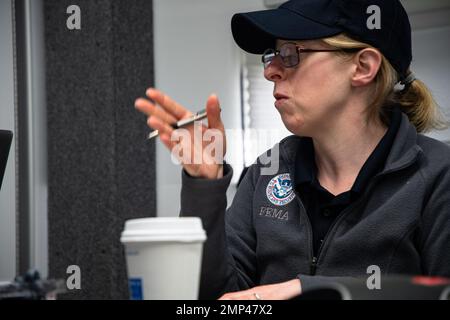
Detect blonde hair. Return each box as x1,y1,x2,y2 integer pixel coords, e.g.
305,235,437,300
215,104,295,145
322,34,447,133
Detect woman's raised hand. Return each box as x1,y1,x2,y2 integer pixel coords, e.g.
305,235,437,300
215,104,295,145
135,88,226,180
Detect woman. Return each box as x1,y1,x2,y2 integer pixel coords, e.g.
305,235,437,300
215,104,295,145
135,0,450,300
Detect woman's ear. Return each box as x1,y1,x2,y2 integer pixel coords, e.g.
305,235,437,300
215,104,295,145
351,48,382,87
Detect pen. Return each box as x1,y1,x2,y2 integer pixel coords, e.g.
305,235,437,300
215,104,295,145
147,109,208,140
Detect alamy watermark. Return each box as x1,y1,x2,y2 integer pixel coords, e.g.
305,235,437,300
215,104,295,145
168,124,281,176
366,5,381,30
66,5,81,30
66,265,81,290
366,265,381,290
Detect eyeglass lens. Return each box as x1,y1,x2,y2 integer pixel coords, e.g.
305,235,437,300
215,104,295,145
262,43,299,69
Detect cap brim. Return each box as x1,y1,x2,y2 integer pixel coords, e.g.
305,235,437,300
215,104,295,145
231,8,342,54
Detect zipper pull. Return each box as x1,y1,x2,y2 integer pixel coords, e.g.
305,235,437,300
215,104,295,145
310,257,317,275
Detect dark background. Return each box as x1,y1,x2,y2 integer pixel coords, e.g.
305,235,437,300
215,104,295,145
44,0,156,299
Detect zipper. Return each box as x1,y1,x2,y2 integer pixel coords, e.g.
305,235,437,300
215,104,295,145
299,158,418,275
286,134,420,276
295,195,315,275
310,256,318,275
314,194,367,266
295,188,364,276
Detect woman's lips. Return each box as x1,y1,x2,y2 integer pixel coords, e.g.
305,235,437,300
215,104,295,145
275,98,287,108
274,93,289,108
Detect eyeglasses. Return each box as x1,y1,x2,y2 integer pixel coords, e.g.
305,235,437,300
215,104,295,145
261,42,360,69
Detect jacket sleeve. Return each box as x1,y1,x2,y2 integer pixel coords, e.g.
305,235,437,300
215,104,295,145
180,163,258,299
418,165,450,277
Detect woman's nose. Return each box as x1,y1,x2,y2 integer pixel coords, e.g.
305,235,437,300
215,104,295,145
263,57,285,82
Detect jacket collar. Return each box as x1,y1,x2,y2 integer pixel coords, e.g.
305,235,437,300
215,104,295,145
382,113,423,173
279,112,423,179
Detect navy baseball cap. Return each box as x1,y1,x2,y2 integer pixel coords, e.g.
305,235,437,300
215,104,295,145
231,0,412,77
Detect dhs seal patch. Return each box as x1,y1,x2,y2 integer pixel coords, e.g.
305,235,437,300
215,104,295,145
266,173,295,206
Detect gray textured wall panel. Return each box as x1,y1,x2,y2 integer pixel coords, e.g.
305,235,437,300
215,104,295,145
45,0,155,299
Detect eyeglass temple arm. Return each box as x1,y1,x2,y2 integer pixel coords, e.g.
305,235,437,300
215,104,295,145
297,48,361,53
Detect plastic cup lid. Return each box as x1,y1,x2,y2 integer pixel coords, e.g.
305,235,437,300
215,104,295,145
120,217,206,243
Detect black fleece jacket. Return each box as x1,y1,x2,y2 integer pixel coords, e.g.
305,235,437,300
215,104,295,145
180,113,450,299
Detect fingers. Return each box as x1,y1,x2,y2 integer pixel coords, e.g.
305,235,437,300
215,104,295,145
205,94,224,131
146,88,191,120
135,98,178,125
147,116,175,147
159,132,177,152
218,291,261,300
149,117,182,158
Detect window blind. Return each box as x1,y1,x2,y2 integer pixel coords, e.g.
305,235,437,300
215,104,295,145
241,53,291,167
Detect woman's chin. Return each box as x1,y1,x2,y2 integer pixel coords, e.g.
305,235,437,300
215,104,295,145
282,120,306,137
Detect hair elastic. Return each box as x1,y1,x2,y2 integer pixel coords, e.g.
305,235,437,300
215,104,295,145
398,72,416,93
400,72,416,86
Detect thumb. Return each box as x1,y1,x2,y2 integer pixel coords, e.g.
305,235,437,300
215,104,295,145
206,94,223,131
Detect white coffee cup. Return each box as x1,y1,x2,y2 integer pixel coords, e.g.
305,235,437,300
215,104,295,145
120,217,206,300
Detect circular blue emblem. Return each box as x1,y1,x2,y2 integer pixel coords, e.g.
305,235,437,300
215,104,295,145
266,173,295,206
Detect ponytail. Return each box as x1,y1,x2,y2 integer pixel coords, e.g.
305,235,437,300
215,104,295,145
395,76,448,133
323,34,448,133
